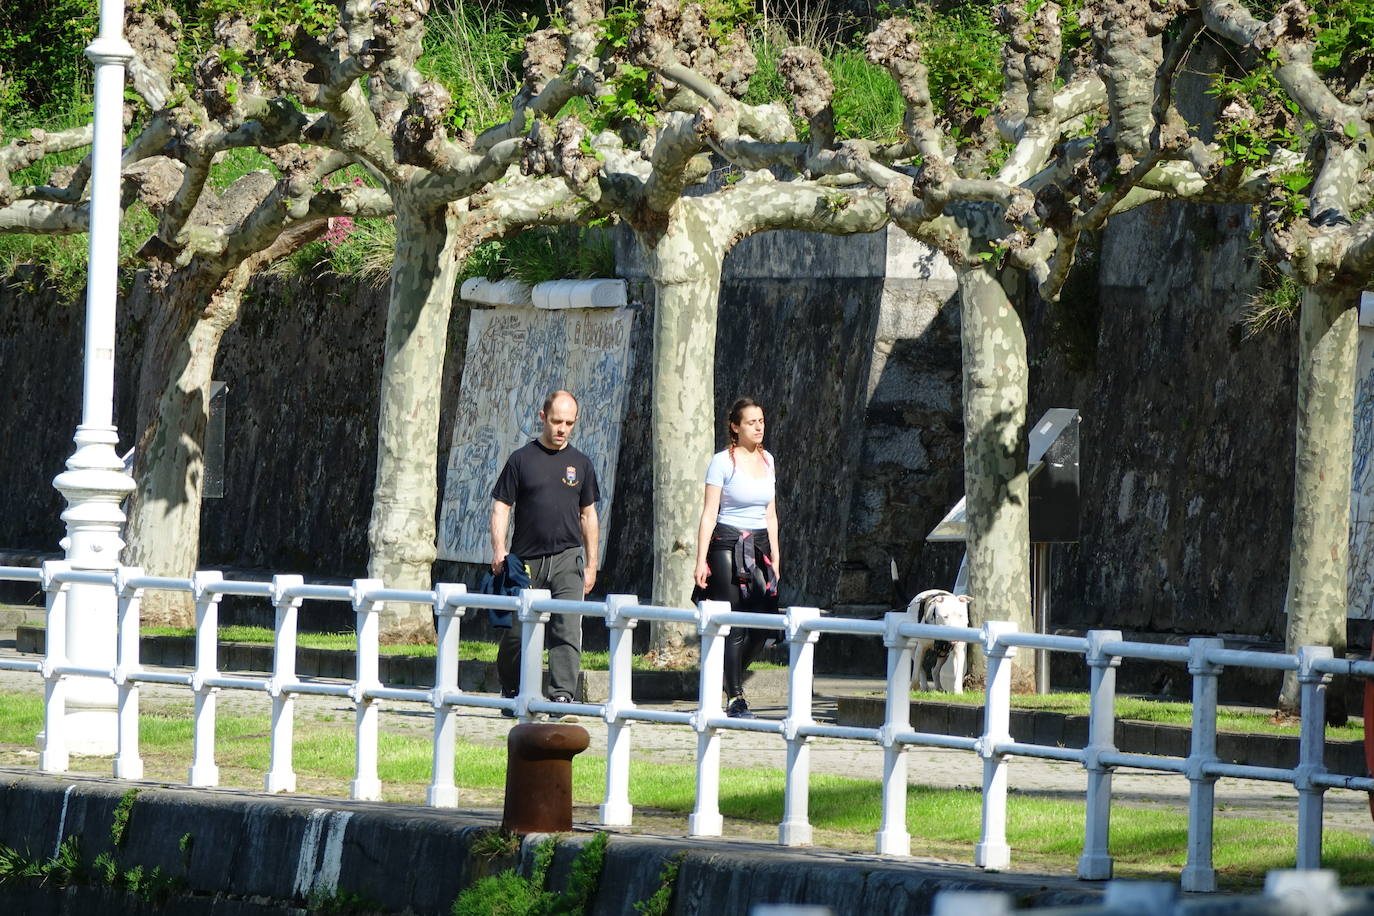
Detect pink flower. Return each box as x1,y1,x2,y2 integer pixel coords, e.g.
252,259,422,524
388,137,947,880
324,216,355,246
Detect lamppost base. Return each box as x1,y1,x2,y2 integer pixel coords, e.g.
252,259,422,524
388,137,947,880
54,423,135,760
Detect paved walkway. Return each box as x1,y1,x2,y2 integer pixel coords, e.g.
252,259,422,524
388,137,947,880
0,621,1370,843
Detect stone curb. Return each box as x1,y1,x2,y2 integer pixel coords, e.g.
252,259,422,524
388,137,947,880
0,769,1102,915
835,696,1370,777
13,626,793,702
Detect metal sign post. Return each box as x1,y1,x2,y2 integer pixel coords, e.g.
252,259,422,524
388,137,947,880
928,409,1081,693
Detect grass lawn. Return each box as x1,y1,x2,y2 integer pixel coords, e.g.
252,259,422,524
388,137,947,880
0,692,1366,889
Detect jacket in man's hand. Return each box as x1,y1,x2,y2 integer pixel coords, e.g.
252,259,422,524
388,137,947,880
479,554,530,628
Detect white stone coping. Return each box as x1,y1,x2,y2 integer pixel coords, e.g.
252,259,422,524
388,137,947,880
459,277,627,309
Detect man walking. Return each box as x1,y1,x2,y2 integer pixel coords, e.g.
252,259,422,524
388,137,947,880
491,390,600,709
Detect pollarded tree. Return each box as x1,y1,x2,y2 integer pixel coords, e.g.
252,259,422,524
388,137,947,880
1166,0,1373,710
768,1,1127,687
0,0,391,623
519,0,901,653
267,0,607,631
987,0,1372,705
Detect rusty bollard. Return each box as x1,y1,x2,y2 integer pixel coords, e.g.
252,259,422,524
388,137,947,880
502,723,590,834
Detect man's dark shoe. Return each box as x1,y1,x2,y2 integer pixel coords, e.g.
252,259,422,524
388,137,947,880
726,696,754,719
550,694,578,723
500,690,517,718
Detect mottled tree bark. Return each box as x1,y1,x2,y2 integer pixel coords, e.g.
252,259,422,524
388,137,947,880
1278,285,1358,712
640,202,724,651
366,198,461,628
959,264,1035,690
123,272,241,625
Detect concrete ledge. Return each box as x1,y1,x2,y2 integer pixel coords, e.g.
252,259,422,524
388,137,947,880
0,769,1101,915
837,696,1369,777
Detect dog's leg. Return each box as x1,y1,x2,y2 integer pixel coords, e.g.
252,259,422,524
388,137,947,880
950,642,966,694
915,640,931,691
931,652,948,693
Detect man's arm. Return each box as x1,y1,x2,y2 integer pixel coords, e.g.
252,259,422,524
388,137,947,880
579,504,599,595
490,500,512,572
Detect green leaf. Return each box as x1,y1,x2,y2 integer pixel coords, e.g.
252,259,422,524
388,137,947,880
1345,121,1360,138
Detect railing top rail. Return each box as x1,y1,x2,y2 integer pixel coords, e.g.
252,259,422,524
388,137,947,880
0,565,42,582
1316,657,1374,678
457,593,520,612
1000,632,1088,653
204,580,273,598
363,587,443,605
1207,647,1298,672
281,583,354,602
895,622,983,644
798,617,885,637
531,597,608,617
1101,640,1191,664
621,604,698,625
50,569,116,587
715,610,787,631
125,575,195,592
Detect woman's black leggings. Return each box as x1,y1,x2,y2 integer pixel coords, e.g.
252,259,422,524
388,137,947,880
702,528,775,699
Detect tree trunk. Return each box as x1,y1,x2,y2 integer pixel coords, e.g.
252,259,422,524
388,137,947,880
958,265,1035,690
366,198,461,632
123,272,239,626
642,204,723,653
1278,285,1358,713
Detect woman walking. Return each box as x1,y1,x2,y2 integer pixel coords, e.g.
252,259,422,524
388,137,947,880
693,397,781,718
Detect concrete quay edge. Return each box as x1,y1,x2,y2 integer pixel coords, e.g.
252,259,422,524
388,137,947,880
0,769,1103,915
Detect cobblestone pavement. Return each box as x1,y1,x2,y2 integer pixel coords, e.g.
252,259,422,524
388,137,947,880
1,632,1370,839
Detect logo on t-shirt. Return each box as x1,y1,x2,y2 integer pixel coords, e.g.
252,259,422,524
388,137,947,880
563,466,578,486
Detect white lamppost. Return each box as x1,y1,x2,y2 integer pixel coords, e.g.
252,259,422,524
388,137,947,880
50,0,137,754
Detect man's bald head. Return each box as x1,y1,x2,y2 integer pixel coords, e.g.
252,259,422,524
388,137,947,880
539,390,580,450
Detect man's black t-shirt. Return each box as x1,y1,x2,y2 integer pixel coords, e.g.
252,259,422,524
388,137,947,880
492,440,601,559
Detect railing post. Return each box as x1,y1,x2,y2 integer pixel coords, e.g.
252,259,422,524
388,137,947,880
689,600,730,837
113,566,145,780
428,583,466,808
1182,636,1224,893
39,561,71,773
975,620,1018,870
350,578,385,801
600,594,638,826
1079,629,1122,880
780,607,821,847
265,575,303,794
876,603,918,856
516,588,552,721
1295,645,1333,870
188,571,224,787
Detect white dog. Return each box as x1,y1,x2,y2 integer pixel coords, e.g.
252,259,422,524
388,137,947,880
908,589,970,694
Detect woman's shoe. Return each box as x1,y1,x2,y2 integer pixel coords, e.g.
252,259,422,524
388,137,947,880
726,696,754,719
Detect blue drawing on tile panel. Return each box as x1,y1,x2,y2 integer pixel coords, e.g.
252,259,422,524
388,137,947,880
438,307,636,564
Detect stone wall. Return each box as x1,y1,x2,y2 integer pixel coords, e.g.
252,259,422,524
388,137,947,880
0,205,1312,642
1029,202,1296,640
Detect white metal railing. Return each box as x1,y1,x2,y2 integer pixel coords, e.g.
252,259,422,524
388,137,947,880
1,561,1371,892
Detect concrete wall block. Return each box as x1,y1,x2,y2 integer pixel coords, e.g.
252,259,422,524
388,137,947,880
1114,721,1156,757
17,626,42,654
1060,715,1090,748
919,700,954,736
